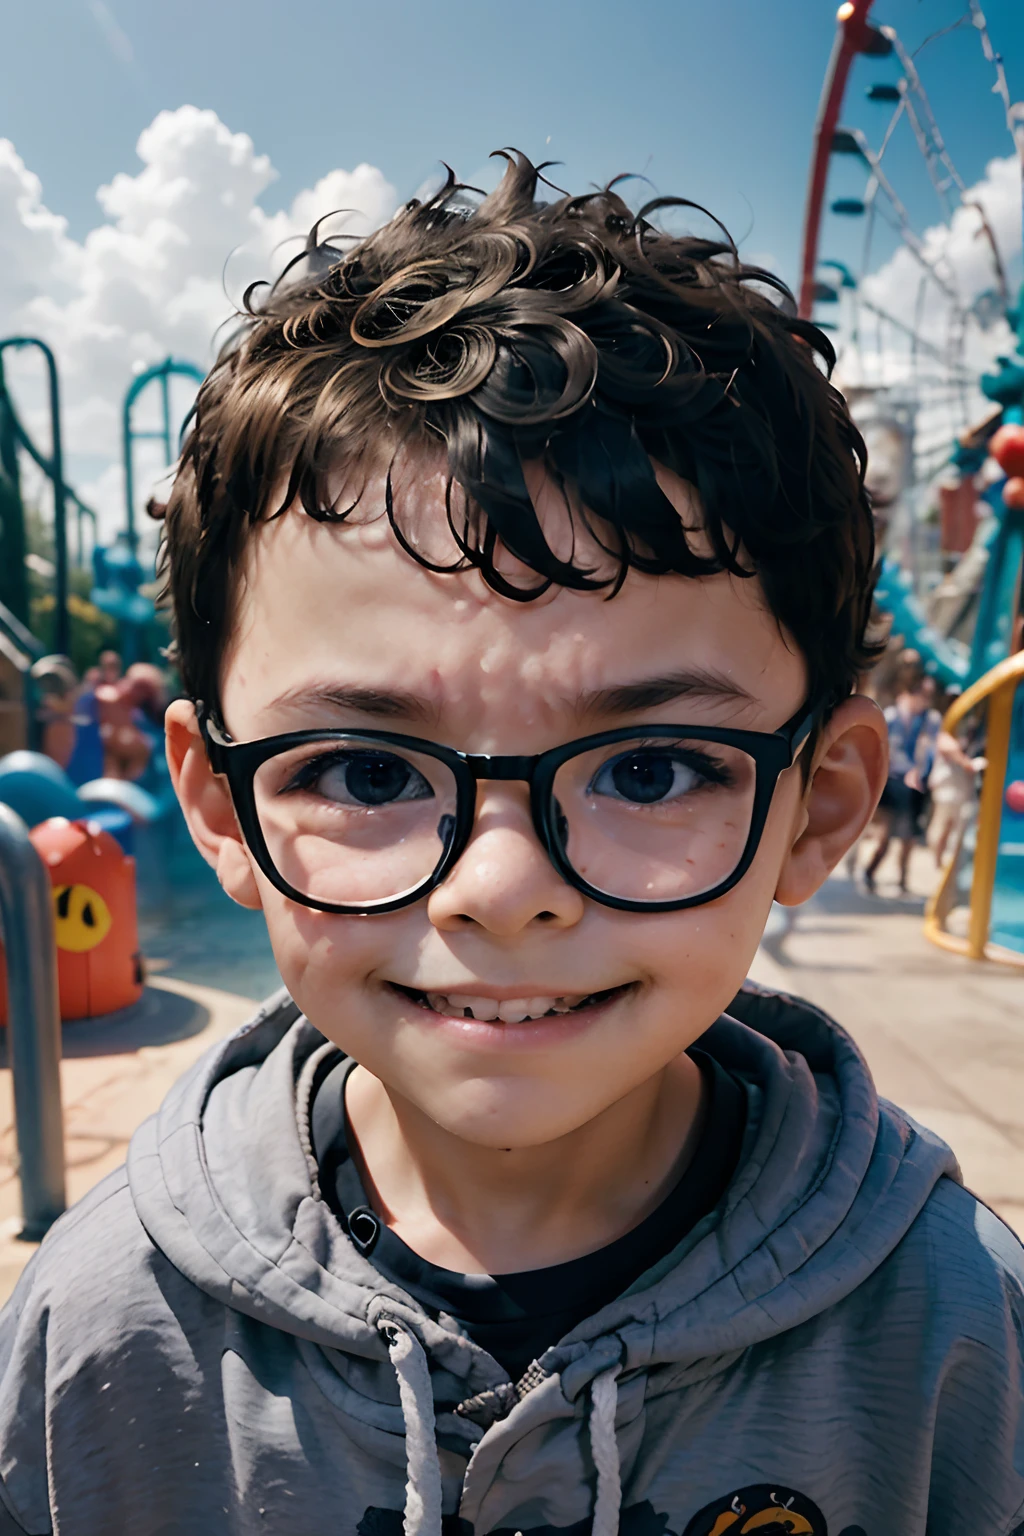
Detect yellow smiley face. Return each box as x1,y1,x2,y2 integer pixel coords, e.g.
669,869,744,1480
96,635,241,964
52,884,113,953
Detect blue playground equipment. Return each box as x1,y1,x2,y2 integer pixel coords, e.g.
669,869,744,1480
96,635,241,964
872,554,968,689
0,752,84,828
0,750,168,854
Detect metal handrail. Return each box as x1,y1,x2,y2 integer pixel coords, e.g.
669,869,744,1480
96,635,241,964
0,806,66,1238
924,650,1024,964
3,382,100,573
8,410,99,559
0,595,45,667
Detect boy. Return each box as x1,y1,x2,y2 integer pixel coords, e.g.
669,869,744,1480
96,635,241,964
0,154,1021,1535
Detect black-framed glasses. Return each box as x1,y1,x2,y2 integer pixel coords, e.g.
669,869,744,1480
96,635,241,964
197,699,823,916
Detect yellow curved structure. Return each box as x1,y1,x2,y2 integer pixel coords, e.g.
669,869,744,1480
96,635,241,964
925,650,1024,966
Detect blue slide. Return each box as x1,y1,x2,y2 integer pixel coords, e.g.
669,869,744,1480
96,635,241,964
872,553,969,689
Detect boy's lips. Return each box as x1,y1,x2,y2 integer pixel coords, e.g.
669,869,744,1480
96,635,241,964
388,982,635,1025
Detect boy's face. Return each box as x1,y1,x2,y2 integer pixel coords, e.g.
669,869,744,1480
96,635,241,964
168,461,885,1149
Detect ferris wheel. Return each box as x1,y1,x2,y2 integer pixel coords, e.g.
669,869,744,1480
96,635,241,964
799,0,1024,637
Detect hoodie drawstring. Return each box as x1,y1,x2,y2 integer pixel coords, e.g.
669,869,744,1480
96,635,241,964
378,1317,444,1536
379,1314,621,1536
589,1364,622,1536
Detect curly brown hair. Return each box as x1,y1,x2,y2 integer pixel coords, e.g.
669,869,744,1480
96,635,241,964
161,151,879,718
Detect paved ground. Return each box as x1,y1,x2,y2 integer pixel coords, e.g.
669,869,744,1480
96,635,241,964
750,844,1024,1238
0,840,1019,1303
0,976,254,1303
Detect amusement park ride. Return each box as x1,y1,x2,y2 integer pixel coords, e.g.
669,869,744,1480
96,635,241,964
801,0,1024,963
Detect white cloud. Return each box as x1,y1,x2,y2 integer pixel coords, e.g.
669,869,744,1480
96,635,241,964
0,107,397,544
834,152,1023,481
868,154,1021,317
0,143,79,315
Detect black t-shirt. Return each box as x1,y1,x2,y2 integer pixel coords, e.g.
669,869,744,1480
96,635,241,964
311,1051,746,1385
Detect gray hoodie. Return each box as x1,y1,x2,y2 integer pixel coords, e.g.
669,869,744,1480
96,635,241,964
0,982,1021,1536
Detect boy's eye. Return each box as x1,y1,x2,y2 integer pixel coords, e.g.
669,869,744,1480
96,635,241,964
286,751,434,807
589,746,729,804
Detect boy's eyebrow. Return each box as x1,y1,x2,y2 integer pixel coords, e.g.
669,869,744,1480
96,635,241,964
577,669,756,717
267,684,435,723
267,670,754,727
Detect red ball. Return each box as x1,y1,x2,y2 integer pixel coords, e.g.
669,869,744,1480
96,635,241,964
1006,780,1024,815
991,423,1024,478
1003,477,1024,511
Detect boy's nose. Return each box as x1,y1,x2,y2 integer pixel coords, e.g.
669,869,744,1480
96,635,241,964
426,785,585,935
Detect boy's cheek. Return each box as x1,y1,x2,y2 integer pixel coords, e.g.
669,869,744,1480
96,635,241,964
255,896,392,1023
636,899,774,1021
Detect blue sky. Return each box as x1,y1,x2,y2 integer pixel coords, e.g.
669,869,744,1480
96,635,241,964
5,0,1023,289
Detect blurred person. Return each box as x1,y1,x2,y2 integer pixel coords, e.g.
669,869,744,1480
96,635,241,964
927,692,986,868
845,648,925,882
63,664,105,784
123,662,169,731
98,649,122,685
29,656,78,769
95,669,155,780
866,643,923,709
862,672,942,894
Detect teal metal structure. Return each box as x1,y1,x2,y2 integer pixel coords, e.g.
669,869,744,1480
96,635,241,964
0,354,30,630
971,298,1024,682
122,357,205,556
104,357,204,661
0,338,69,657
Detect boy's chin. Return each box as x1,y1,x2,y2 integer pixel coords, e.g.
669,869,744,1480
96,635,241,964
412,1078,619,1151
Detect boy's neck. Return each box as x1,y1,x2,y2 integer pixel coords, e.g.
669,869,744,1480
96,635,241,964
343,1053,706,1275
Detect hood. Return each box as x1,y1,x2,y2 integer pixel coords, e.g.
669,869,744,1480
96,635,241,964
128,979,959,1386
127,982,960,1536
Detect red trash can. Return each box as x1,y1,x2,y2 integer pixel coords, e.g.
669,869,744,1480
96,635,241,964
0,817,143,1022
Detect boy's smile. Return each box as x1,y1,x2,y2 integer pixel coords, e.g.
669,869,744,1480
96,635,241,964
385,982,638,1051
167,459,885,1271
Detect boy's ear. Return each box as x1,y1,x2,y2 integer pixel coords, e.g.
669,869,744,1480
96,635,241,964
164,699,263,910
774,694,889,907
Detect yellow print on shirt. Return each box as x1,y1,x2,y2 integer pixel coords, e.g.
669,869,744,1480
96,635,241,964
682,1483,866,1536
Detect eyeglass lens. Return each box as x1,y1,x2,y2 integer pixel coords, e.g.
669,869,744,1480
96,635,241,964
550,736,756,901
251,734,757,908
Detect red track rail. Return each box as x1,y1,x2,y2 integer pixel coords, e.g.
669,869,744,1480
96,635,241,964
798,0,877,319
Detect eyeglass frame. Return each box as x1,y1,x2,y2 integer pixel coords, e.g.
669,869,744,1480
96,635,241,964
196,696,825,917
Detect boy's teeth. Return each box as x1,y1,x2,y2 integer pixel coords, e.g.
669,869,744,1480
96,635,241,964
425,993,501,1021
423,993,585,1022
